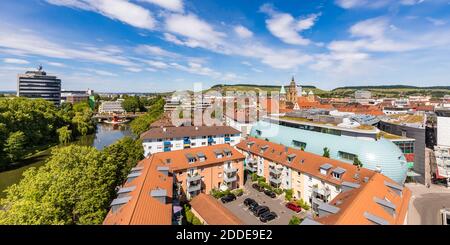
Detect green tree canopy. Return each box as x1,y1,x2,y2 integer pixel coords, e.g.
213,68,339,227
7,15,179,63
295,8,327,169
323,147,330,158
4,131,26,162
57,126,72,144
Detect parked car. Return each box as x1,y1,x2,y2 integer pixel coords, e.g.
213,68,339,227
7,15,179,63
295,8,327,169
252,183,264,192
221,194,236,203
248,201,259,211
285,202,302,213
253,206,270,217
264,189,276,198
259,212,277,223
244,198,256,207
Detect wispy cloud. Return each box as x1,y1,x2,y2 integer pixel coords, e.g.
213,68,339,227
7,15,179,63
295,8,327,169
46,0,156,30
139,0,184,13
234,25,253,39
3,58,29,64
260,4,319,46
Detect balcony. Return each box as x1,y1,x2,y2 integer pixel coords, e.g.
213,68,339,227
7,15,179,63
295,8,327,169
224,167,237,174
312,185,331,197
269,167,282,176
246,157,257,164
224,173,237,183
246,164,257,172
187,173,201,182
187,182,201,192
269,175,281,184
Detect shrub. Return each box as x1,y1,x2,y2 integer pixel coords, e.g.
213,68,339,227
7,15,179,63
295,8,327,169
251,173,258,182
295,199,311,211
288,216,302,225
257,176,266,182
284,189,293,201
210,188,231,199
232,188,244,196
273,188,283,195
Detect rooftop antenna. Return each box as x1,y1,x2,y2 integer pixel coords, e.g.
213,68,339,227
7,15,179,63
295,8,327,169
38,64,43,71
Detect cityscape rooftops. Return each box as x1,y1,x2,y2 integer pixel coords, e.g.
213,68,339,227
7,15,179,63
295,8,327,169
237,137,375,186
314,173,411,225
140,125,241,140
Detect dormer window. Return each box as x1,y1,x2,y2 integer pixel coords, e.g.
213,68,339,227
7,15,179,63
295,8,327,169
260,145,269,153
247,141,255,149
214,149,223,159
319,163,332,175
197,152,206,162
185,153,196,163
331,167,346,180
223,149,232,157
287,153,296,163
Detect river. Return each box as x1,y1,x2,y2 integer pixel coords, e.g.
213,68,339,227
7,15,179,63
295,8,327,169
0,123,133,198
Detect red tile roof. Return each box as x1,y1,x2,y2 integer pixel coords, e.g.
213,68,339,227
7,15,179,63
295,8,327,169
190,193,244,225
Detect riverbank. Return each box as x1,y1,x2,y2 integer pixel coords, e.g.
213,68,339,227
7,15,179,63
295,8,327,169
0,123,133,198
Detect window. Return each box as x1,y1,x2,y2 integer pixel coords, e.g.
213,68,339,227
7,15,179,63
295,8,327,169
292,140,307,149
201,142,206,146
191,142,196,146
338,151,357,161
332,172,341,179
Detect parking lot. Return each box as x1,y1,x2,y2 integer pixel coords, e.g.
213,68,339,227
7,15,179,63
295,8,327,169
221,181,306,225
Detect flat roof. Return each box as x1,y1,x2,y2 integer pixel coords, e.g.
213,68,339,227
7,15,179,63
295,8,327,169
140,126,241,140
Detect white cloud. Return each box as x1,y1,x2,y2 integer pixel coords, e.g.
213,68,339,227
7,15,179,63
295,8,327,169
124,67,142,72
335,0,424,9
3,58,29,64
234,25,253,39
164,13,227,51
47,61,66,67
260,4,319,45
426,17,446,26
241,61,252,66
146,60,169,69
46,0,156,30
0,26,135,67
170,62,220,77
139,0,184,13
85,69,118,76
135,45,179,57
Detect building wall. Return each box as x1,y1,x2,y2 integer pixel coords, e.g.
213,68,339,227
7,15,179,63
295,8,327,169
142,134,241,156
437,116,450,147
175,159,244,199
378,121,426,183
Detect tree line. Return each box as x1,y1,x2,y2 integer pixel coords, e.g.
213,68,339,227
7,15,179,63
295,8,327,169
0,98,95,169
129,96,165,135
0,136,144,224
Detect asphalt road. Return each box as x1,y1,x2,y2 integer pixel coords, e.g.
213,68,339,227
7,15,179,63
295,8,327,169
413,193,450,225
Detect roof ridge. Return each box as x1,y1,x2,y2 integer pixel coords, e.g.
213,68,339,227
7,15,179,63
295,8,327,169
128,155,154,225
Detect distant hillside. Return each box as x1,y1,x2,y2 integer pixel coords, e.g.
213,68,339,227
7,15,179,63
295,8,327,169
331,85,450,98
207,84,329,96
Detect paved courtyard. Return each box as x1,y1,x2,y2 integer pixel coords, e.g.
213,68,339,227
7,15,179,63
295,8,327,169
221,181,307,225
406,183,450,225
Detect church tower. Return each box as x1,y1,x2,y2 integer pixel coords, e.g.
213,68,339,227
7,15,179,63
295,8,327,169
286,76,298,104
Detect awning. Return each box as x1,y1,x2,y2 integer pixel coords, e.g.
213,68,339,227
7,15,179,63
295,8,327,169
407,170,421,177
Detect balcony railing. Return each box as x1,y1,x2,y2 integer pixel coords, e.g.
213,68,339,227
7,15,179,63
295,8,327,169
188,183,201,192
224,167,237,174
269,175,281,184
187,174,201,182
313,186,331,197
269,167,282,175
246,164,257,172
224,173,237,183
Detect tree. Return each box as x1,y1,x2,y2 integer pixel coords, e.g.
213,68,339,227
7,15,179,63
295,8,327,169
353,156,363,169
130,97,165,135
0,145,117,225
121,96,140,114
4,131,26,162
322,147,330,158
57,126,72,144
102,137,144,186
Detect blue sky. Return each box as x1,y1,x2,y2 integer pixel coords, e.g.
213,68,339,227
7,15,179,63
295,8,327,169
1,0,450,92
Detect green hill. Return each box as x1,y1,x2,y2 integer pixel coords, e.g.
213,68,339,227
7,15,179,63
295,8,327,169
331,85,450,98
206,84,330,96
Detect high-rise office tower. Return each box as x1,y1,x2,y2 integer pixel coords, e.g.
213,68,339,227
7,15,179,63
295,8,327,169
17,65,61,105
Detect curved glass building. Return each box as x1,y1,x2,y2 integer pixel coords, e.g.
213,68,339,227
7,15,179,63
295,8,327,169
250,120,408,183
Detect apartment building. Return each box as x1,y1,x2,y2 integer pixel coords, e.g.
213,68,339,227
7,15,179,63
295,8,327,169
103,144,245,225
17,66,61,106
237,137,410,221
434,109,450,185
99,100,125,114
140,126,241,156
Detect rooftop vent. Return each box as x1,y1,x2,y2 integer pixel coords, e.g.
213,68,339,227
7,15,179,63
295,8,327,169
110,196,132,213
341,181,360,192
150,188,168,204
374,197,396,216
157,166,170,176
117,186,136,198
